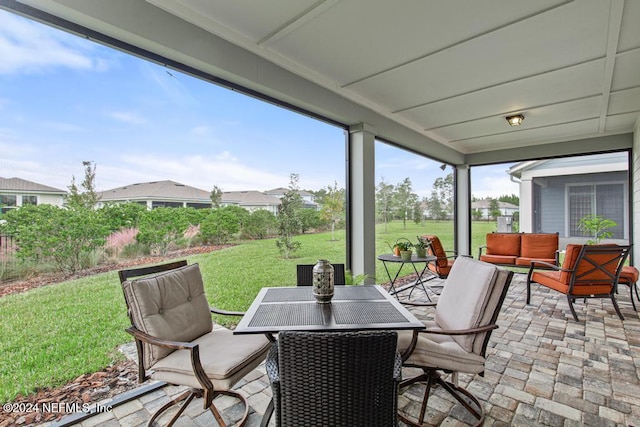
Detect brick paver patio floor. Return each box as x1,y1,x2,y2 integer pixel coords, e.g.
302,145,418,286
49,273,640,426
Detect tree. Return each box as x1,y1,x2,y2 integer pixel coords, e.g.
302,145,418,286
66,161,100,209
412,200,423,224
394,177,418,229
275,174,303,258
472,208,483,221
210,185,223,208
430,173,454,219
498,194,519,206
376,178,395,232
428,191,446,220
488,198,501,219
320,181,344,241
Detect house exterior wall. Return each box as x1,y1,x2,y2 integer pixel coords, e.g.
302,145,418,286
535,171,628,241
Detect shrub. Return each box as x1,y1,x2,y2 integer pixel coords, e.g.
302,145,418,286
244,210,276,239
136,208,190,255
200,207,241,244
2,205,109,274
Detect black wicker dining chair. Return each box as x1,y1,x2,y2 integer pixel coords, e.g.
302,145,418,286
265,330,401,427
296,263,346,285
119,260,270,426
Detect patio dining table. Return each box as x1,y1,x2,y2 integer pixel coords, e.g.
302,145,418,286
234,284,425,339
234,284,424,427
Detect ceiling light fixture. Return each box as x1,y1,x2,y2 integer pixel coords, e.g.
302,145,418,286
506,114,524,126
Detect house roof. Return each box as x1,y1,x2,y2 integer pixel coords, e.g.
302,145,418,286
222,191,281,207
0,177,66,194
97,180,211,202
507,152,629,179
471,200,518,210
264,188,314,197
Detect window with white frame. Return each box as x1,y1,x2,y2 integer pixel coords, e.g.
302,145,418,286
568,183,624,238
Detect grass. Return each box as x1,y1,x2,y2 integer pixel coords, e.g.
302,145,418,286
0,220,500,403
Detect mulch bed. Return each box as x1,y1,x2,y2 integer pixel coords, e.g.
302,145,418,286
0,245,227,426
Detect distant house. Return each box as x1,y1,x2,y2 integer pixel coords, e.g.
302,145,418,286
221,191,281,214
0,177,67,214
471,199,518,220
96,180,212,209
507,152,628,245
264,188,319,210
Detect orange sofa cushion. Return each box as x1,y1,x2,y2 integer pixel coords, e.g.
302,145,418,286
479,254,517,265
530,270,613,296
619,266,638,284
520,233,558,260
485,233,521,257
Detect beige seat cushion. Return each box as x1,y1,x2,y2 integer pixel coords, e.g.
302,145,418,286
434,256,498,353
397,322,486,374
151,325,270,390
122,263,213,368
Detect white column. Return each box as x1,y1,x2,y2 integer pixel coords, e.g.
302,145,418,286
348,123,376,284
633,117,640,265
455,165,471,256
520,178,533,233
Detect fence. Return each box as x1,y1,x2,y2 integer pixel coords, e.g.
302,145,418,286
0,234,16,281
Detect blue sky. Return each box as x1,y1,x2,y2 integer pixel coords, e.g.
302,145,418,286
0,9,518,200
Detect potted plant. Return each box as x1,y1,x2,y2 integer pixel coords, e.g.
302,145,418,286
395,240,413,261
578,214,617,245
414,235,430,258
386,238,412,257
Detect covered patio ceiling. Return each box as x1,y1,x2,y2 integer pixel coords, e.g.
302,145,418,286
5,0,640,165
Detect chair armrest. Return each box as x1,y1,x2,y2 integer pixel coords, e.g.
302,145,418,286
400,301,437,308
210,306,245,317
401,323,497,362
421,323,498,336
478,245,487,258
125,326,196,351
126,326,213,393
528,260,560,270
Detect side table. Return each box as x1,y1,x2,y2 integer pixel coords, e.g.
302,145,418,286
377,253,438,302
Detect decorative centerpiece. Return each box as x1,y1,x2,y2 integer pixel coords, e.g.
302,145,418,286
312,259,334,303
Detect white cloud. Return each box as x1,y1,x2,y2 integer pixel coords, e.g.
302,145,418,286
104,152,288,192
0,11,107,75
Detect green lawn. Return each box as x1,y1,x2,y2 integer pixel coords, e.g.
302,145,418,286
0,220,499,402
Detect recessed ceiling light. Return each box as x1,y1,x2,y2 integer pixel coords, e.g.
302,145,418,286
506,114,524,126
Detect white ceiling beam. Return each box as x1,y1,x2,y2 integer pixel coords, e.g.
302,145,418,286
598,0,625,132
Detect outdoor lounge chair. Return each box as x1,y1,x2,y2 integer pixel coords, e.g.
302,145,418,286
526,244,630,321
296,263,346,285
119,260,270,426
265,330,401,427
422,234,457,279
397,256,513,426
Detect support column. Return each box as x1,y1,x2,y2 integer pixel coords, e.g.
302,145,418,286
633,117,640,265
519,178,533,233
348,123,376,284
455,165,471,256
